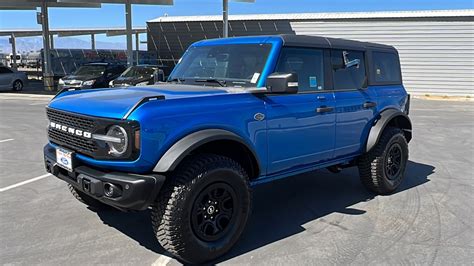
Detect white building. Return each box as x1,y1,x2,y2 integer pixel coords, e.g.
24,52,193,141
147,9,474,96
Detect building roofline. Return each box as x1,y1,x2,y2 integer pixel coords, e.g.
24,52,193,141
148,9,474,23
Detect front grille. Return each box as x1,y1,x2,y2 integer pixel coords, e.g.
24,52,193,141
47,108,95,130
46,108,97,154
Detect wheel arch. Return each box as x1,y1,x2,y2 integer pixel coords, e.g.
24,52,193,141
366,108,412,152
153,129,261,179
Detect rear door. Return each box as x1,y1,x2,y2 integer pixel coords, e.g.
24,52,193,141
265,47,336,174
370,51,406,109
331,50,378,158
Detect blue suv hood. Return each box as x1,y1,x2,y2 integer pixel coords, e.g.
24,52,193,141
48,84,233,119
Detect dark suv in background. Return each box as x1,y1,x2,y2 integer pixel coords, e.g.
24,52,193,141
58,62,126,90
109,64,165,88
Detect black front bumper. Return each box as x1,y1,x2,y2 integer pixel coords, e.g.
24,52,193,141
44,144,165,211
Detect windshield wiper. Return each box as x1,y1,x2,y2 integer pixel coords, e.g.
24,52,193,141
168,77,184,83
194,78,227,87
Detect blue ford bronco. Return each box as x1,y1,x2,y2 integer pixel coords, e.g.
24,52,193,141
44,35,411,263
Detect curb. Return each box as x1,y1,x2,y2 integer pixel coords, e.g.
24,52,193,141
412,95,473,102
0,93,54,99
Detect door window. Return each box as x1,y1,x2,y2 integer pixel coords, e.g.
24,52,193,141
372,52,401,84
332,50,366,90
0,67,13,74
275,48,325,92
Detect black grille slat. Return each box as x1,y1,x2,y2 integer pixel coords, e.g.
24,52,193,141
47,108,95,130
46,109,97,154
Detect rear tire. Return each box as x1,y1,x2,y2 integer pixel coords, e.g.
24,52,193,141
151,154,251,264
358,127,408,194
67,184,109,210
12,80,23,91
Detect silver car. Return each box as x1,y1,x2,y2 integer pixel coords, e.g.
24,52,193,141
0,66,28,91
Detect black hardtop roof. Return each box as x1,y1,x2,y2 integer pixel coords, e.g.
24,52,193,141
279,34,397,52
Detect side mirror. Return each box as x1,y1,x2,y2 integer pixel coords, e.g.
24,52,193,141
265,72,298,94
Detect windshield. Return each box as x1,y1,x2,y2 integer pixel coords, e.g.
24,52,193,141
121,66,156,78
168,44,272,87
73,65,106,76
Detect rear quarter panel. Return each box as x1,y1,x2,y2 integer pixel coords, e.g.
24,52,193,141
373,84,408,112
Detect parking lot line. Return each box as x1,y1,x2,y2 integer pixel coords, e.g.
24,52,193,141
0,138,14,143
151,255,172,266
28,102,49,106
0,173,51,192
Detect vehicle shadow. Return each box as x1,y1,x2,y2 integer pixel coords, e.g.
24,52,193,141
94,160,434,263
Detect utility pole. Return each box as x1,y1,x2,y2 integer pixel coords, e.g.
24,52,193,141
223,0,228,38
10,34,17,69
40,1,53,90
125,0,133,66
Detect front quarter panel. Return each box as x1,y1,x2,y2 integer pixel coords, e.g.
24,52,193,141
127,93,268,175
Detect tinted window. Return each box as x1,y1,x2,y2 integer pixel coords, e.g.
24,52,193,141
373,52,401,84
74,65,106,76
276,48,325,92
332,50,366,90
121,66,156,78
0,67,13,74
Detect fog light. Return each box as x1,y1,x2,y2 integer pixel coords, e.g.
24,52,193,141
103,183,122,198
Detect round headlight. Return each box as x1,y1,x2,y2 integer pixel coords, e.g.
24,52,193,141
106,125,128,157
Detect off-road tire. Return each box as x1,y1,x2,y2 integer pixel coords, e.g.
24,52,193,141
151,154,251,264
12,80,23,91
67,184,109,210
358,127,408,195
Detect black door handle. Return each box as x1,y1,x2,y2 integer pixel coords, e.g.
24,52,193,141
316,106,334,113
363,101,377,109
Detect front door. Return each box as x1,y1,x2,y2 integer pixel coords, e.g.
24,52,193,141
265,47,336,174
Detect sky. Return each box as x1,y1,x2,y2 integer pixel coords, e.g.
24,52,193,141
1,0,473,44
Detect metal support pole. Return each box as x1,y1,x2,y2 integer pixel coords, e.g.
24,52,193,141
125,1,133,66
91,34,96,50
223,0,229,38
135,32,140,65
50,34,54,49
10,34,17,69
41,1,53,91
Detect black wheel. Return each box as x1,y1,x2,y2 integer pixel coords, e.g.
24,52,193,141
12,80,23,91
67,184,109,210
358,127,408,195
152,154,251,264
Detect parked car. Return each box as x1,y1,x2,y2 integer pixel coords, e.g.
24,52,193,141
27,59,41,69
0,66,27,91
44,35,411,264
109,64,165,88
57,62,126,90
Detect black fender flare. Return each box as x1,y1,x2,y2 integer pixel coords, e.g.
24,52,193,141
153,129,260,173
366,109,412,152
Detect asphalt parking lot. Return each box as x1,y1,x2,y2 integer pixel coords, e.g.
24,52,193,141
0,94,473,265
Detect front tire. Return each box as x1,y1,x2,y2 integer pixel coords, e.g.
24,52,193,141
12,80,23,91
151,154,251,264
358,127,409,194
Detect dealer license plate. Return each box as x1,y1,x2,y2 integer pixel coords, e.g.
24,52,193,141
56,148,74,172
